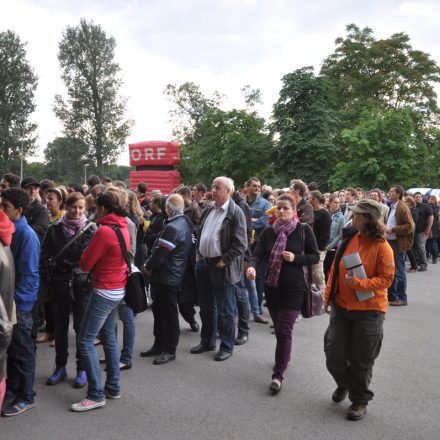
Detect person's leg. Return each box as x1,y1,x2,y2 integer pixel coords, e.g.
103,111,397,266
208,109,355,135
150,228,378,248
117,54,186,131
394,251,407,302
245,277,260,318
72,289,91,371
195,261,217,349
78,294,119,402
348,311,385,404
387,240,399,302
432,238,438,263
0,377,6,411
324,305,352,390
178,302,196,325
149,283,164,352
118,303,136,366
6,310,35,404
213,267,236,353
51,298,71,368
234,272,250,338
312,251,326,291
100,303,121,395
415,232,428,270
255,261,265,314
157,284,180,354
406,248,417,270
324,251,335,282
269,307,299,381
44,300,55,334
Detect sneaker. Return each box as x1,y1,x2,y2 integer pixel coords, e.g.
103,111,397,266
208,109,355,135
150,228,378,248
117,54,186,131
47,366,67,385
389,299,408,306
2,400,35,417
73,370,87,388
104,388,121,400
346,403,367,421
407,267,417,273
70,398,106,412
295,314,302,323
332,386,348,403
269,379,282,395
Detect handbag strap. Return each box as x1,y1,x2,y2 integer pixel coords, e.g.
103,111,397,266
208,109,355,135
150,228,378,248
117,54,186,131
109,225,132,274
52,221,94,262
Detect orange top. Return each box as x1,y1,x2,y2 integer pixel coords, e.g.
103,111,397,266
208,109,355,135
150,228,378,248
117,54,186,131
324,233,395,312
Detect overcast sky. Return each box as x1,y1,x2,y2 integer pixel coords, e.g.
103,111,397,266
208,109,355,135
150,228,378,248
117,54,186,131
2,0,440,165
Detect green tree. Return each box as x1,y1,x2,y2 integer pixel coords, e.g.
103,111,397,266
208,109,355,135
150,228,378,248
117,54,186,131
54,19,133,174
181,108,273,186
328,108,418,189
0,30,38,174
271,67,338,190
44,136,89,184
321,24,440,126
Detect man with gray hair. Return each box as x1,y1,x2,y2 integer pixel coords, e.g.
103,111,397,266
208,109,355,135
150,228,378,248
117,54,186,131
143,194,193,365
191,177,247,362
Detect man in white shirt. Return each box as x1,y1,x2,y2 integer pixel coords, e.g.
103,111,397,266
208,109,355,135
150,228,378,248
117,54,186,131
191,177,247,362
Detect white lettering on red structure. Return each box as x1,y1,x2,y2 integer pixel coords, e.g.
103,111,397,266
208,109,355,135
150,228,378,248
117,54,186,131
131,147,167,162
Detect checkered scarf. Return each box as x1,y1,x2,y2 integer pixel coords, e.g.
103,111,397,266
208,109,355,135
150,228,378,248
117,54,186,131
266,219,297,288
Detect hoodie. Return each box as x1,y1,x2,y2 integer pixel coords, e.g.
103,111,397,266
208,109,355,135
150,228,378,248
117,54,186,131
80,213,130,289
0,210,15,246
10,216,40,311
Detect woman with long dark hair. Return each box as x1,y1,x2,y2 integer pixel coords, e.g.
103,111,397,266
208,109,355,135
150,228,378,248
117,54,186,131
246,195,319,394
41,192,96,388
71,189,130,412
324,199,394,421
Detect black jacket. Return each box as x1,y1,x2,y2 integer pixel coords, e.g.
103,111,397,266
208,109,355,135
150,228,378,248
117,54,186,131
313,208,332,251
25,200,49,243
0,241,14,381
144,211,165,252
197,199,247,285
145,214,193,286
40,221,97,284
232,191,252,254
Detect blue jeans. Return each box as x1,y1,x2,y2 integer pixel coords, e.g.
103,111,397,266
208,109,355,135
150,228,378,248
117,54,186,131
118,303,136,365
234,272,250,337
245,277,260,317
78,292,121,402
196,260,236,353
387,240,407,302
6,310,36,404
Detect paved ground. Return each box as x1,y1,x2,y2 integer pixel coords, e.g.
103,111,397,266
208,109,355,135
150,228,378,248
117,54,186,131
2,263,440,440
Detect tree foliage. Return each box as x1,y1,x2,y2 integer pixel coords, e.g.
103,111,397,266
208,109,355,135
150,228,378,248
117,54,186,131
0,30,38,174
54,19,133,174
271,67,338,190
166,83,272,186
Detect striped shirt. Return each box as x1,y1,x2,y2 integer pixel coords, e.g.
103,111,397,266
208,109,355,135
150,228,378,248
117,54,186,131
95,287,125,301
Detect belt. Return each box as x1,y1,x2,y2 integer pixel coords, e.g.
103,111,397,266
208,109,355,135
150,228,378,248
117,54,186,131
200,256,222,264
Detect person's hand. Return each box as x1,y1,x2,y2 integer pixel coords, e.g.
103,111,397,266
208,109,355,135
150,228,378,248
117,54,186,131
216,259,226,269
246,267,256,280
345,272,356,288
324,303,332,314
282,251,295,262
386,227,393,234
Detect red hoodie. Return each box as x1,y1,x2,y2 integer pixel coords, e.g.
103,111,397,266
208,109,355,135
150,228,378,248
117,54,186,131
0,210,15,246
80,213,130,290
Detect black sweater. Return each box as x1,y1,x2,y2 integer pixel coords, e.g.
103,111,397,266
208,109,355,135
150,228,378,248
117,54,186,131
250,223,319,310
313,208,332,251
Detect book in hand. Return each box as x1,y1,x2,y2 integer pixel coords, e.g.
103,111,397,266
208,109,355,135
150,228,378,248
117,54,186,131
342,252,375,302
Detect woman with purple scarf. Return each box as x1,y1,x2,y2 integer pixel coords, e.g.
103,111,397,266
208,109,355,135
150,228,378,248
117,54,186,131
40,192,96,388
247,194,319,394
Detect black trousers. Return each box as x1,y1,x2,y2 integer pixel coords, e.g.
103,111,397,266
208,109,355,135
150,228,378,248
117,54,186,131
324,304,385,404
179,302,196,324
51,279,90,370
151,282,180,354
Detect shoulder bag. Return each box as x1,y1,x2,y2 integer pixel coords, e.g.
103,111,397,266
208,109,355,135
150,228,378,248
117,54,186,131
300,223,324,318
111,226,151,313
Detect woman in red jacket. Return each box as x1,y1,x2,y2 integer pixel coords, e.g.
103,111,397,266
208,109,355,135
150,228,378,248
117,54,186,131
71,190,130,412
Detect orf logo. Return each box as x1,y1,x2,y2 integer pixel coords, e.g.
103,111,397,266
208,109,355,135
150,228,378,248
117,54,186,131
129,141,180,166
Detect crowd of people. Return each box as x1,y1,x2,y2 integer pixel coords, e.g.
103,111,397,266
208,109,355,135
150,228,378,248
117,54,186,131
0,171,435,421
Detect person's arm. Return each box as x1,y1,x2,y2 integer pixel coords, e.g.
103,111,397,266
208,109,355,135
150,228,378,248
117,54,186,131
349,242,395,291
251,198,270,231
15,233,40,308
39,225,54,283
425,208,434,238
145,225,179,272
221,208,247,265
317,210,332,250
327,216,345,250
291,224,320,266
80,227,108,272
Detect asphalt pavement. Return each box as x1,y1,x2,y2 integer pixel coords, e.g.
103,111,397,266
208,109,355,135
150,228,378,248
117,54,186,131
2,263,440,440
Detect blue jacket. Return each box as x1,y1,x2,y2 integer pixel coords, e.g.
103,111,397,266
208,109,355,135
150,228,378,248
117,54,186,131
10,216,40,311
247,196,270,232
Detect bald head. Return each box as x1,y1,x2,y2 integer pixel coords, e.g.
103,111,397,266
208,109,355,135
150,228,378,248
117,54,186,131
212,176,234,207
166,193,185,217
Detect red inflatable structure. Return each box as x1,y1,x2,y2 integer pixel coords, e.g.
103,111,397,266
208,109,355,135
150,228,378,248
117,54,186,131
129,141,181,196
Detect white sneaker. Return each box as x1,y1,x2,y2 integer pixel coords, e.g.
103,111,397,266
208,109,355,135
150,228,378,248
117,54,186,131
295,314,302,323
71,398,106,412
